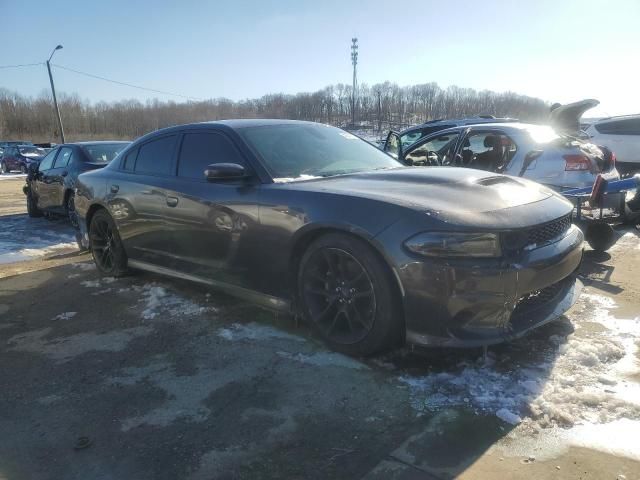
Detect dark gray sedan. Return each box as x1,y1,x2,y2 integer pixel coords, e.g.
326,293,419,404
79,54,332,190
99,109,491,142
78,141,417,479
75,120,583,355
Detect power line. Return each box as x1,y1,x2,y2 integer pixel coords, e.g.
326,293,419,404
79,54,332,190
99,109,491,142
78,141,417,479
0,62,44,69
51,63,204,101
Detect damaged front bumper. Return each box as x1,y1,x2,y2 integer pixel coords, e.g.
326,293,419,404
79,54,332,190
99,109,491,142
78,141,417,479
399,224,584,348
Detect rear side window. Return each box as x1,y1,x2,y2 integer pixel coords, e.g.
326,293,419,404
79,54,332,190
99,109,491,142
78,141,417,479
38,149,58,171
134,135,177,175
177,132,245,180
595,118,640,135
53,147,73,168
122,148,138,171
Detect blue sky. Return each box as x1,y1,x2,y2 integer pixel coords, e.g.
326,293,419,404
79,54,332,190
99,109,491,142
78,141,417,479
2,0,639,116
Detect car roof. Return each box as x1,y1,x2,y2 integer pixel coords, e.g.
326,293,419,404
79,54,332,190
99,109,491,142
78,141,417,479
593,113,640,123
63,141,131,146
400,117,519,135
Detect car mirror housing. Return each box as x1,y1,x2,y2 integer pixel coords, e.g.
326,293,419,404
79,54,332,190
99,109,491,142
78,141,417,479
205,163,246,181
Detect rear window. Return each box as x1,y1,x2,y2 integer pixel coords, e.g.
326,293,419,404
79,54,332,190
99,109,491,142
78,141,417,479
595,118,640,135
134,135,177,175
84,143,128,163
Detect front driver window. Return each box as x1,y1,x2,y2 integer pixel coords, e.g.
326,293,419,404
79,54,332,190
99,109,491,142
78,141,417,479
38,149,58,171
405,133,460,166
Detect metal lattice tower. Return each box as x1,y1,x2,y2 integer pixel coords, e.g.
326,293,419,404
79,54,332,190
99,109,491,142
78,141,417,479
351,37,358,125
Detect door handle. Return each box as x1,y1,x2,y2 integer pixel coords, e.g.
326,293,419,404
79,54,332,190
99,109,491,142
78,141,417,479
166,196,179,207
110,184,119,193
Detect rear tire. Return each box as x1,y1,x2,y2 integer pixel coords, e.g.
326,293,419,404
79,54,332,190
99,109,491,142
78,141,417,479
297,233,402,356
26,191,43,218
66,192,79,229
586,222,616,252
89,209,128,277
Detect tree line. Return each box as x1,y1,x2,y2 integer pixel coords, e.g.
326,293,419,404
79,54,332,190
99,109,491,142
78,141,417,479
0,82,550,142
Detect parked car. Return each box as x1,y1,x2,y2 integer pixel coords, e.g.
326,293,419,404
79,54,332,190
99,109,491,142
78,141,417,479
584,114,640,176
74,120,583,355
388,116,519,151
1,145,47,173
24,141,129,226
384,123,620,198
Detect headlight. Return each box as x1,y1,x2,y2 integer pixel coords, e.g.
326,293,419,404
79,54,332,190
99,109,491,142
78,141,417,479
404,232,502,258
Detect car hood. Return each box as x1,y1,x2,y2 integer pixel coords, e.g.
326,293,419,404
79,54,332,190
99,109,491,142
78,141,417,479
284,167,572,228
550,99,599,134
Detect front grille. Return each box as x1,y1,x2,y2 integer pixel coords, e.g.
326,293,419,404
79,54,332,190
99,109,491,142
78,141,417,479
511,276,573,319
526,214,572,246
502,214,572,251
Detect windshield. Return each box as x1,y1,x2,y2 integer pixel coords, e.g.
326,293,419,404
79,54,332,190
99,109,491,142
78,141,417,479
83,143,128,163
239,124,401,181
18,146,46,157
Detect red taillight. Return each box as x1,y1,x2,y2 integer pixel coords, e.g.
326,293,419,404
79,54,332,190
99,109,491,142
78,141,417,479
564,154,591,171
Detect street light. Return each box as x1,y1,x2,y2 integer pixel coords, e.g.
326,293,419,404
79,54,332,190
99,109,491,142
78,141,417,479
46,45,65,143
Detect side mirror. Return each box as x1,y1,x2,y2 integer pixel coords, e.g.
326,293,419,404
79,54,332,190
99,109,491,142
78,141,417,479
205,163,247,181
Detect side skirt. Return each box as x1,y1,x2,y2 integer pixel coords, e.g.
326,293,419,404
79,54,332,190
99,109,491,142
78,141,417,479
127,259,291,313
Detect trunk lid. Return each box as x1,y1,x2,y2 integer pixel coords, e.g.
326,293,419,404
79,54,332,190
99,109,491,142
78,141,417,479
549,99,599,134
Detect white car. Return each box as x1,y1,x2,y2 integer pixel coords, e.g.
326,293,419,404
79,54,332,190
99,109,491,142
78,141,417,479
584,114,640,176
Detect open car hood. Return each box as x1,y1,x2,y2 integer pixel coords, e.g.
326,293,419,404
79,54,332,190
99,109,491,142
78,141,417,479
549,99,599,134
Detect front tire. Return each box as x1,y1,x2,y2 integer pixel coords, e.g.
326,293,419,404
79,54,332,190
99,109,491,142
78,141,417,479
89,209,128,276
26,191,43,218
297,233,401,356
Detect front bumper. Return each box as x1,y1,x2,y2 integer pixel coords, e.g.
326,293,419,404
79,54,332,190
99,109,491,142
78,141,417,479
398,224,584,347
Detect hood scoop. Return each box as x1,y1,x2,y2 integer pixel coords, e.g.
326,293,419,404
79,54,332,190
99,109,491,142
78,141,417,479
475,176,521,187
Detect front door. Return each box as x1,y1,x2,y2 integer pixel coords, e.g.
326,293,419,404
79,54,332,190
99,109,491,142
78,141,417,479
163,130,260,288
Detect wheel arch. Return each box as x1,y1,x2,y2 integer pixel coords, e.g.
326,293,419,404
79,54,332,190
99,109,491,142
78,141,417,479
85,203,109,231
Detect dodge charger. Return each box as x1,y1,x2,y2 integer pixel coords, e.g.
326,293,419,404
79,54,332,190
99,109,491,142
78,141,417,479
74,120,584,355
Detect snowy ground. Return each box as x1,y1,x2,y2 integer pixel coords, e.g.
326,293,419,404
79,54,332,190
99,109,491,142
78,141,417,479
0,173,27,181
0,214,77,264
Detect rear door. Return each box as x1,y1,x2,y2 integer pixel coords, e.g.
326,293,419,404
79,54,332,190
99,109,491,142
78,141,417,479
164,129,260,287
111,134,178,267
32,148,59,208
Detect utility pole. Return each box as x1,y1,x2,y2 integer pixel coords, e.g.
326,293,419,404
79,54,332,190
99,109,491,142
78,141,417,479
350,37,358,127
46,45,65,144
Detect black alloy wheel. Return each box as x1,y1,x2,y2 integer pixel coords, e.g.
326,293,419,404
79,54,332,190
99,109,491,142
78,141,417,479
89,210,128,276
298,233,400,355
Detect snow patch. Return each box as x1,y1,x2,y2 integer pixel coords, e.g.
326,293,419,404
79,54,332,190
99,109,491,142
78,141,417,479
51,312,77,321
134,283,215,320
399,291,640,431
277,350,367,370
0,215,76,264
218,322,304,342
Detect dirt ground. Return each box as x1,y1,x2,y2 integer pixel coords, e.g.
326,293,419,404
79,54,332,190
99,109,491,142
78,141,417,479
1,176,639,480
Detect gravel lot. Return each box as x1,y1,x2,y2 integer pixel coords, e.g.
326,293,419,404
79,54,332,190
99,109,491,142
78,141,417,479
1,176,639,480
